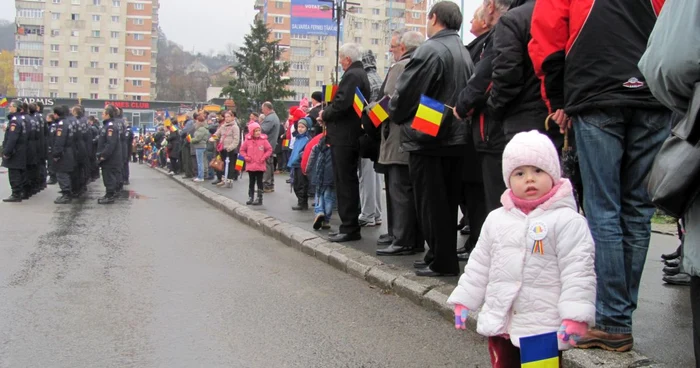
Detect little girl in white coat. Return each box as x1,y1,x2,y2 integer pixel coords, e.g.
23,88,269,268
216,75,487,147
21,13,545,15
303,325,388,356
447,130,596,367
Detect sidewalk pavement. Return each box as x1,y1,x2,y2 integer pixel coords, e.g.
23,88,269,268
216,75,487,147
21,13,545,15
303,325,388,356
155,168,690,367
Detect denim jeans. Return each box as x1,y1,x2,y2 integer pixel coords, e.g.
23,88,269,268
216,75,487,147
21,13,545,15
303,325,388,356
573,107,671,334
314,185,336,221
195,148,206,180
205,151,215,179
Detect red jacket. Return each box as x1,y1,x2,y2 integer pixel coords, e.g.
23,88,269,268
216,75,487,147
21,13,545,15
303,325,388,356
301,133,323,175
528,0,665,114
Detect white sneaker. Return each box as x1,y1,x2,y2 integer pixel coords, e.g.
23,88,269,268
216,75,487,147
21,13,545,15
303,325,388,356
193,178,204,182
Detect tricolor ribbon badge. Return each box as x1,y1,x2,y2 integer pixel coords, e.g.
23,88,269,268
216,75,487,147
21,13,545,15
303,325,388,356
529,222,548,255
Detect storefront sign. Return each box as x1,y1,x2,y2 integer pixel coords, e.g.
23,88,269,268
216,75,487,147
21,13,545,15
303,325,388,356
104,101,151,109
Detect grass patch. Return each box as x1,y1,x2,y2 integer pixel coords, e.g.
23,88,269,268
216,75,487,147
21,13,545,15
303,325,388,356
652,211,677,225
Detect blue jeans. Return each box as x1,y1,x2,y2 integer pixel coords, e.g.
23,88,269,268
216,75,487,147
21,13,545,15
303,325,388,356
195,148,206,180
573,107,671,334
314,185,336,221
205,151,215,179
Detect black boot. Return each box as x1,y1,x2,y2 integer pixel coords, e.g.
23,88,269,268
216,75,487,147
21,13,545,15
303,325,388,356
98,194,116,204
292,200,309,211
252,191,263,206
54,194,72,204
47,177,57,185
2,194,22,203
246,189,254,205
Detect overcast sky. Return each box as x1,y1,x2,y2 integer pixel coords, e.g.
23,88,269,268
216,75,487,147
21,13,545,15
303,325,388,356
0,0,480,52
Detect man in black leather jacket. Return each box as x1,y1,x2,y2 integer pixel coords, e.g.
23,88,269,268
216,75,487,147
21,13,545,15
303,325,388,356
390,1,475,277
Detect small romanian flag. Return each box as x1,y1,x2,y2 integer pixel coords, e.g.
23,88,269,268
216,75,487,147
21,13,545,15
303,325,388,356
369,95,390,127
169,124,178,132
353,87,367,118
322,84,338,103
411,95,445,137
283,139,290,148
520,332,559,368
235,154,244,171
163,110,172,128
186,134,192,143
0,95,7,108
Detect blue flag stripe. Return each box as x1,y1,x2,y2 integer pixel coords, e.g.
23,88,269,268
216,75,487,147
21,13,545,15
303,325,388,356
419,95,445,113
520,332,559,364
355,87,367,104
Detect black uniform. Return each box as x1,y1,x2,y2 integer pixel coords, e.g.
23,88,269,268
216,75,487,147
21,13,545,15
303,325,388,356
23,113,40,196
89,122,100,180
51,118,76,196
2,114,28,198
122,124,134,184
47,118,57,183
69,116,88,195
96,119,122,197
34,112,48,188
113,117,126,189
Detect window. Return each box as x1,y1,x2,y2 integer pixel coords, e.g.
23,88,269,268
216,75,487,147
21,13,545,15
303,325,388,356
110,47,118,54
109,94,117,99
112,16,119,22
51,44,59,52
90,77,100,84
15,57,44,66
52,12,60,20
93,0,101,4
275,1,283,8
109,62,118,69
274,16,283,24
91,46,100,53
23,25,45,36
53,0,61,3
291,62,309,71
315,80,324,87
50,92,59,98
315,50,325,57
291,47,310,56
92,30,100,37
131,49,145,56
274,32,282,39
291,78,309,87
112,0,120,5
372,8,380,15
90,93,99,99
51,29,59,36
69,93,78,98
132,80,143,86
133,64,143,71
412,11,420,19
133,18,144,25
90,61,99,68
132,95,142,101
50,76,59,84
109,78,118,85
133,34,144,40
316,65,324,72
371,38,379,45
17,9,44,18
69,77,78,84
354,22,362,28
18,73,44,82
69,61,78,67
111,31,119,38
16,42,43,51
71,30,79,37
71,13,80,20
92,15,101,21
50,60,59,67
354,37,361,43
372,23,380,31
70,45,78,52
134,3,144,9
291,34,309,40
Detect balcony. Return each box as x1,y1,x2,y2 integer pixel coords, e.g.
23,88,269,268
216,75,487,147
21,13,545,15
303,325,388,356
254,0,264,10
15,49,44,58
17,17,44,26
18,33,44,42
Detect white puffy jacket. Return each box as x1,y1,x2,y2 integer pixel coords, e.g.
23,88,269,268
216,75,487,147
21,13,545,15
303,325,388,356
447,179,596,350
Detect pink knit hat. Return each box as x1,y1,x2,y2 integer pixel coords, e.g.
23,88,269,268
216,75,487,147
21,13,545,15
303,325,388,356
501,130,561,188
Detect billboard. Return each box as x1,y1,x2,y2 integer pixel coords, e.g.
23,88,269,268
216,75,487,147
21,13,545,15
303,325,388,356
291,0,338,36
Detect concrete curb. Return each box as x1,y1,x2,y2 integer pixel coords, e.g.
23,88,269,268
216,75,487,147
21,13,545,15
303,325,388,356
155,167,666,368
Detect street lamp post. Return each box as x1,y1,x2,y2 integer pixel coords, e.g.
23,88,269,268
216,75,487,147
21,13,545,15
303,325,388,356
319,0,360,83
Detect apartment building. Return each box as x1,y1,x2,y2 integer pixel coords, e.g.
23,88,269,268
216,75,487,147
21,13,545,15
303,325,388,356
14,0,160,101
255,0,427,101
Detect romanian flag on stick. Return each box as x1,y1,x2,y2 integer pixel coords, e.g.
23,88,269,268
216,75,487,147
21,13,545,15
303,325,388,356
282,139,290,148
235,154,245,171
163,110,172,128
411,95,445,137
322,84,338,103
520,332,559,368
186,134,192,143
0,95,7,108
353,87,367,118
369,95,390,128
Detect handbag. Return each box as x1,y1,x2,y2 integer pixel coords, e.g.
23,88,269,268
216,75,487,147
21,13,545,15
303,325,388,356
216,127,229,152
209,154,225,172
646,82,700,218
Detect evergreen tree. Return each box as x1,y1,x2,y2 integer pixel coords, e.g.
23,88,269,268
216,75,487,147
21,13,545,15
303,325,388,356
221,20,294,119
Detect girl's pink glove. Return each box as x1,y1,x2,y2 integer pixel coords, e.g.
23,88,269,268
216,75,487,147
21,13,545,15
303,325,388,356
454,304,469,330
557,319,588,345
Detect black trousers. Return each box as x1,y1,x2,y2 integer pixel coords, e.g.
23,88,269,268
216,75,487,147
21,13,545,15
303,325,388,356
70,164,85,194
137,151,144,164
692,276,700,368
331,145,361,235
461,181,488,253
248,171,264,196
57,171,72,195
24,164,37,193
8,168,25,196
385,172,394,238
409,153,462,274
123,156,130,182
386,164,423,250
217,150,239,180
478,151,506,213
101,166,119,195
292,166,309,205
39,160,47,185
170,157,180,174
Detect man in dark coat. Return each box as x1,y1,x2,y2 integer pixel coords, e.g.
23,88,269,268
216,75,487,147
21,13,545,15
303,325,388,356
51,105,77,204
2,100,29,202
29,103,48,191
22,103,40,198
390,1,474,276
466,5,491,62
96,105,122,204
70,105,90,197
321,42,370,242
88,115,101,180
307,91,323,137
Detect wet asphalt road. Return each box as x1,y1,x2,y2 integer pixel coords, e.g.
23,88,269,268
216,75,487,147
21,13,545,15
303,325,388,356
0,166,491,368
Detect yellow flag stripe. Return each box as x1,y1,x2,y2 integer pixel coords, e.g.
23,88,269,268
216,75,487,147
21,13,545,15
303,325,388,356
522,357,559,368
415,104,442,125
372,105,389,122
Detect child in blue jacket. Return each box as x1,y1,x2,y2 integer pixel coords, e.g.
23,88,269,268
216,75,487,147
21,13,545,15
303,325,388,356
287,117,311,210
306,133,335,230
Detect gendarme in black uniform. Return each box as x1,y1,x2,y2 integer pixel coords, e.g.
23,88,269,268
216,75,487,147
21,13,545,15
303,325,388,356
2,102,28,202
51,106,76,204
96,117,121,204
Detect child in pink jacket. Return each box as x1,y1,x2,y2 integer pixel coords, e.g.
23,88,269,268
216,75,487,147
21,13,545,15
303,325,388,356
239,123,272,205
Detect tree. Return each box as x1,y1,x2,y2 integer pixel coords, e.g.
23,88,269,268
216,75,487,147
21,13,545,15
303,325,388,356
0,50,16,96
221,19,294,119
